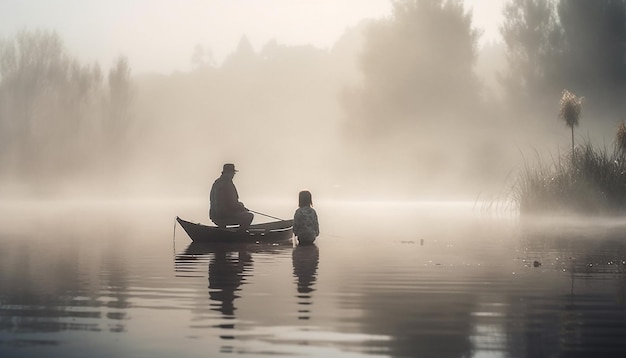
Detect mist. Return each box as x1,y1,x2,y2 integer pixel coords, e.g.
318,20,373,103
5,3,626,356
2,0,626,207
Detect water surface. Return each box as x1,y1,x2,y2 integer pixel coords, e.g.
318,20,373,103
1,200,625,357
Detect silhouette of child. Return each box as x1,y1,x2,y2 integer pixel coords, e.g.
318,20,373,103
293,190,319,244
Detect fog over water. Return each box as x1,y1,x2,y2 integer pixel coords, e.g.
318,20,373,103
1,0,602,204
4,3,626,356
1,2,624,211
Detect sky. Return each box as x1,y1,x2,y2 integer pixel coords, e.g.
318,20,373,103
0,0,504,74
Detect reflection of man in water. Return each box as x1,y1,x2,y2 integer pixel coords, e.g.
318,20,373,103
292,244,319,320
208,247,252,317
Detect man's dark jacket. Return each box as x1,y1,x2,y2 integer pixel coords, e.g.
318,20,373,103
209,175,242,221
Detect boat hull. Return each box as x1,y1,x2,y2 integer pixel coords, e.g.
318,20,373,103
176,216,293,243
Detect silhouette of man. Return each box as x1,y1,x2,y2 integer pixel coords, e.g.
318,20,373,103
209,163,254,231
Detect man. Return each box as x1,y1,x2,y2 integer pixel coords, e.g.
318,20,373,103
209,163,254,231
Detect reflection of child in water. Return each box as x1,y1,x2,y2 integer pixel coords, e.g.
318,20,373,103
293,190,319,244
292,244,319,320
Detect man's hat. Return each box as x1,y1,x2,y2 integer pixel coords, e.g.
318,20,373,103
222,163,238,173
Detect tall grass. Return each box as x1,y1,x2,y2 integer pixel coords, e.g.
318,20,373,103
513,140,626,215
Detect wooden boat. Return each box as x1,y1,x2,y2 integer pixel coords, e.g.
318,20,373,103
180,241,291,257
176,216,294,243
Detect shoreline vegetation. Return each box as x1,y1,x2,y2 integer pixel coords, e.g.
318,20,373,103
514,132,626,216
513,89,626,216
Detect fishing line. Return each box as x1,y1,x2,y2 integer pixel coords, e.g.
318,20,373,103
249,210,285,221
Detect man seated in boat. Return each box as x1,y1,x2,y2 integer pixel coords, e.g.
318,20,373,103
209,163,254,231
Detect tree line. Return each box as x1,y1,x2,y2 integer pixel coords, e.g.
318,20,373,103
344,0,626,132
0,30,133,186
2,0,626,196
339,0,626,196
501,0,626,118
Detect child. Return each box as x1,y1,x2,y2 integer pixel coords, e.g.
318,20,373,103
293,190,319,244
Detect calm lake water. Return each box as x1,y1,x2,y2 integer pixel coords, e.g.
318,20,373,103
1,199,626,357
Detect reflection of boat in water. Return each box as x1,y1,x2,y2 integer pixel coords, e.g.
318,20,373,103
181,241,292,256
174,241,291,276
176,216,293,243
292,244,319,320
175,241,292,320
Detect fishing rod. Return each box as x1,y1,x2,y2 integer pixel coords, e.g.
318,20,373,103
249,210,285,221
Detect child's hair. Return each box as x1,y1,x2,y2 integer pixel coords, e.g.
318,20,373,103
298,190,313,208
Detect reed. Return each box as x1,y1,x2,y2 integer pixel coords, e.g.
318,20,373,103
559,90,583,153
513,139,626,215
